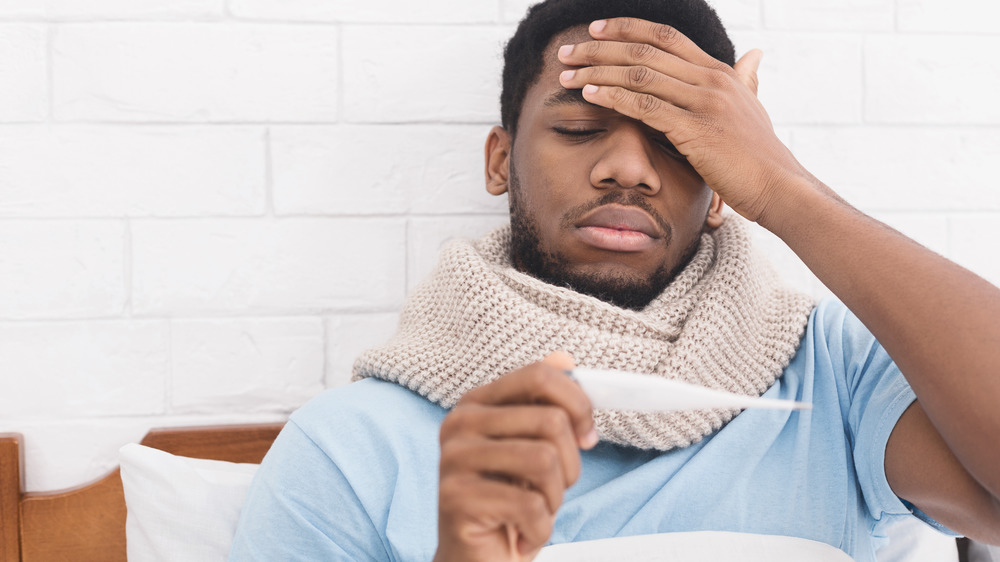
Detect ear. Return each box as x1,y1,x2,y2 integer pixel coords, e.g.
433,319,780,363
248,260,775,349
705,192,725,229
485,125,512,196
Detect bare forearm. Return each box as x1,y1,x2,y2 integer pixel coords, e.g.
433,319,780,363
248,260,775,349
760,176,1000,499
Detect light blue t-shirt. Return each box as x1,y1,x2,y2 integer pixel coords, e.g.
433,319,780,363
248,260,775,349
229,299,950,561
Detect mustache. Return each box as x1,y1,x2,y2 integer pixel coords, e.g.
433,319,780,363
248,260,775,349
558,190,672,240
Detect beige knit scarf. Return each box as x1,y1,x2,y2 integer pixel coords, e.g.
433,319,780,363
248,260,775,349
353,217,815,450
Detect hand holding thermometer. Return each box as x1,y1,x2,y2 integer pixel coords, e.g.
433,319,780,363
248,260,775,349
570,367,812,412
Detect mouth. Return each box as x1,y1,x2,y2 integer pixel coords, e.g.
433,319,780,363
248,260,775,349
573,205,665,253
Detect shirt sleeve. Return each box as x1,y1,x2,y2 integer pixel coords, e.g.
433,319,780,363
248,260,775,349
818,299,958,538
228,419,391,562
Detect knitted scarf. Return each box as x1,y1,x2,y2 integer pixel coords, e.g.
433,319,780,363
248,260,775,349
353,217,815,450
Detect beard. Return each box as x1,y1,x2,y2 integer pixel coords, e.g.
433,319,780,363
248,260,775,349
507,165,702,311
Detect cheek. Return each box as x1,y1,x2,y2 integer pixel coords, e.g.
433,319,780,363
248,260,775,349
665,164,712,209
514,153,577,212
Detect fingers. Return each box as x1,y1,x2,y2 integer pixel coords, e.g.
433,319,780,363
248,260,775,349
441,436,569,513
436,353,597,560
579,84,687,142
559,65,697,110
558,39,704,87
441,403,584,491
588,17,726,70
459,352,597,449
438,477,555,555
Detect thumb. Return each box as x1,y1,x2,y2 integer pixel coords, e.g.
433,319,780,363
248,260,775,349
543,350,576,371
734,48,763,96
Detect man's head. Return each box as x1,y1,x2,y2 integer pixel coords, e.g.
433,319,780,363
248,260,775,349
486,0,734,310
500,0,736,138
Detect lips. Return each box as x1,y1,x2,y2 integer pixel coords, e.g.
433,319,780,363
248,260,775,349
577,205,664,237
574,205,665,252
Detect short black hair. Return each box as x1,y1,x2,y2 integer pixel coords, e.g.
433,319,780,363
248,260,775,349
500,0,735,137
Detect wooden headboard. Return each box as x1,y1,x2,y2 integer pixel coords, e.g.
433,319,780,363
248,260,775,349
0,423,284,562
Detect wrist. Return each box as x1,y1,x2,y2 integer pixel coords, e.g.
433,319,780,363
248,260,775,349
754,171,840,238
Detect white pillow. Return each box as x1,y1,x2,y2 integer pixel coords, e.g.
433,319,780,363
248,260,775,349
876,517,958,562
119,443,259,562
534,531,853,561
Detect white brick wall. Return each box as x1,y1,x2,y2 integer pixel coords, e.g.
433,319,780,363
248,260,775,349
53,24,339,122
0,0,998,494
0,221,126,318
865,34,1000,124
0,25,47,121
170,317,325,413
270,124,505,215
0,1,225,20
0,126,266,216
341,25,509,123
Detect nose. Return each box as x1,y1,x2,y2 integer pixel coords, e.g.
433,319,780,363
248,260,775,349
589,124,662,195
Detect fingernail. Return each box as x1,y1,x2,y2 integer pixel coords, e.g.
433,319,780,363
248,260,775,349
582,427,599,449
582,84,599,95
590,19,607,33
560,69,576,82
558,44,573,58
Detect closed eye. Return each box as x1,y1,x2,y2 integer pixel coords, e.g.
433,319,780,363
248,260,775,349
553,126,604,139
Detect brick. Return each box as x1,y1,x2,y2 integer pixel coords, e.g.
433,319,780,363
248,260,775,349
131,218,406,315
231,0,496,23
865,35,1000,124
407,215,510,291
899,0,1000,33
271,124,508,215
949,214,1000,288
53,24,337,122
0,320,168,419
0,25,47,122
171,318,324,413
0,125,266,217
763,0,893,31
0,221,125,319
0,0,224,19
342,25,508,123
790,127,1000,212
325,312,400,387
708,0,761,30
730,31,862,124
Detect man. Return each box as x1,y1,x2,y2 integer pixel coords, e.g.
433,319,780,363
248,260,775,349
230,0,1000,560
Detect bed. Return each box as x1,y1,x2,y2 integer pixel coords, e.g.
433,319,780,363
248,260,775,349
0,423,284,562
0,423,983,562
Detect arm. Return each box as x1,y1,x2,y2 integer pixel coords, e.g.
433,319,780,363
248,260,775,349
435,352,598,561
229,420,390,561
557,17,1000,542
748,154,1000,544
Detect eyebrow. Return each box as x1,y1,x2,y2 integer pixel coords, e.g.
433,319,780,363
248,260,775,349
543,88,590,107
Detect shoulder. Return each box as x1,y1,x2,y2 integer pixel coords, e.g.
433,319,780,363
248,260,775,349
804,298,880,361
797,298,908,403
292,378,443,422
809,298,866,338
289,378,448,454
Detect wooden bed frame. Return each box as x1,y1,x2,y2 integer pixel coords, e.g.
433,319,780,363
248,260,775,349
0,423,284,562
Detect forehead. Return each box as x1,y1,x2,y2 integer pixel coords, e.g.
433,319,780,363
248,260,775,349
534,25,592,100
542,26,592,73
514,25,616,133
